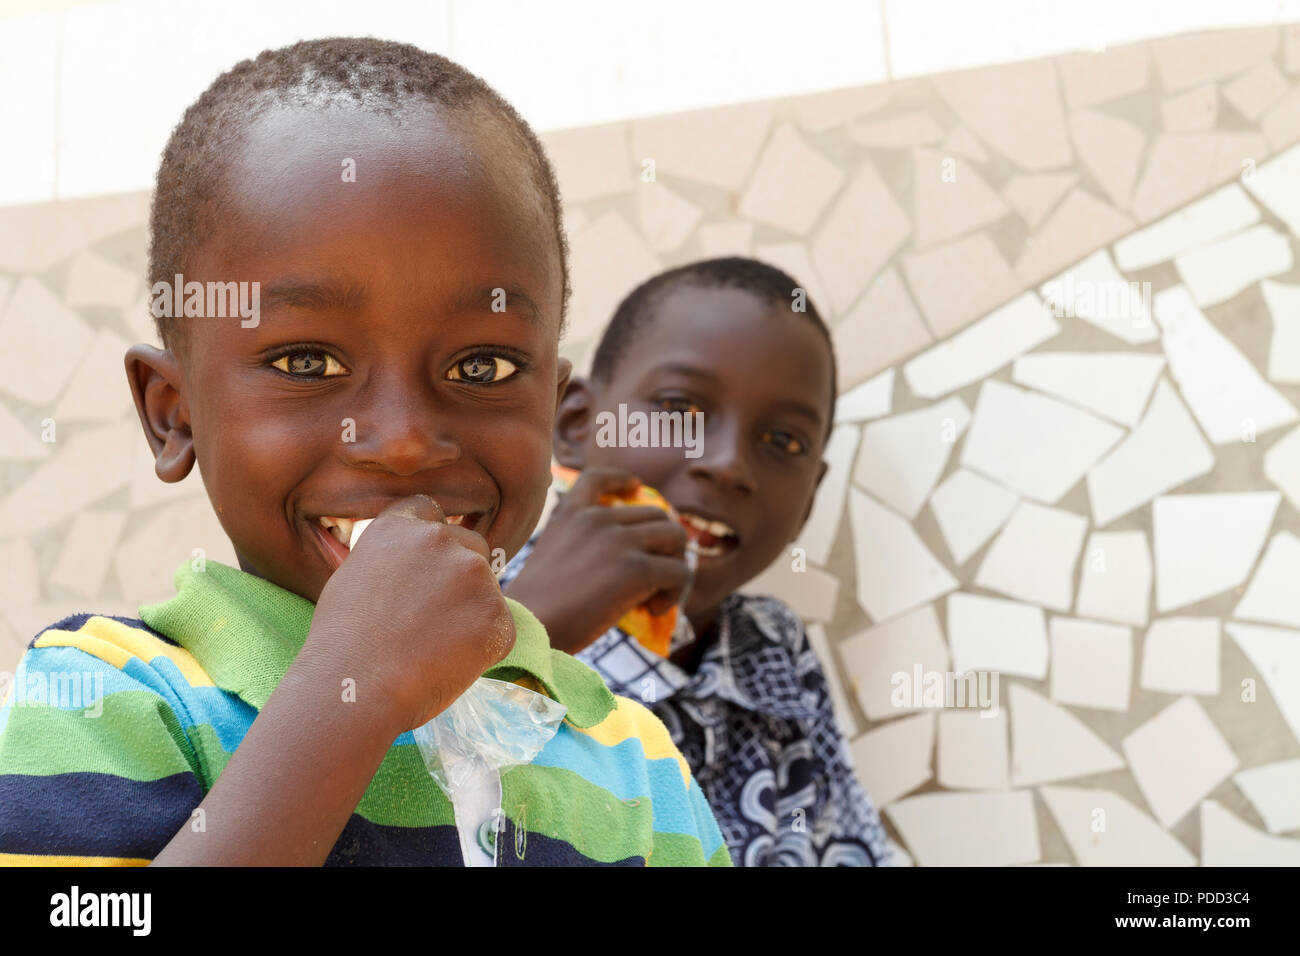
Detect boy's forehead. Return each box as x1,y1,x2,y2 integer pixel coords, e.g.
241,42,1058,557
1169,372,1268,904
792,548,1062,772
618,285,835,423
181,100,561,334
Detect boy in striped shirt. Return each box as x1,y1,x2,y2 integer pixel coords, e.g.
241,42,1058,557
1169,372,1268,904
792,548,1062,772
0,38,728,867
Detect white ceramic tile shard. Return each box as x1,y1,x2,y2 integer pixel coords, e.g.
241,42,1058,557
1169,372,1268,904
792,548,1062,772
1140,617,1221,696
1150,28,1279,92
927,468,1019,565
1265,424,1300,513
566,211,662,343
1153,492,1279,612
934,59,1072,170
48,509,128,600
886,839,913,868
0,276,94,406
833,368,893,423
811,161,912,314
1154,286,1299,445
695,221,754,258
541,123,633,203
1201,801,1300,866
901,232,1021,339
1086,380,1215,527
1243,140,1300,238
1049,617,1133,712
1075,531,1152,627
1113,183,1261,271
1009,684,1124,787
1226,621,1300,746
1039,249,1156,345
1222,61,1290,121
1234,760,1300,834
738,123,844,236
904,293,1060,400
1012,351,1164,427
51,326,133,424
1068,110,1144,209
1002,172,1077,229
941,124,989,164
1122,696,1239,828
1262,281,1300,384
64,250,140,310
1039,786,1197,867
1235,532,1300,629
0,422,136,540
740,557,838,623
976,502,1088,612
962,379,1122,505
0,539,39,605
847,489,957,624
792,423,859,567
1161,84,1218,132
831,268,930,390
113,497,240,604
849,111,944,149
0,403,50,462
852,397,969,520
1173,224,1293,308
937,709,1008,790
839,604,950,722
911,147,1008,250
1014,189,1135,289
634,181,702,253
848,711,935,807
1057,46,1150,110
885,791,1040,867
947,592,1048,680
805,623,856,737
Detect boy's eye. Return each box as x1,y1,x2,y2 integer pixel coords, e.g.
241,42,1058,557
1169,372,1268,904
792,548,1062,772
762,429,805,456
271,350,348,377
447,354,520,384
658,396,703,415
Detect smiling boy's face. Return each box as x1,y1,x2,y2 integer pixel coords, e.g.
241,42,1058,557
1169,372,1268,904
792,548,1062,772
127,102,567,603
558,284,834,631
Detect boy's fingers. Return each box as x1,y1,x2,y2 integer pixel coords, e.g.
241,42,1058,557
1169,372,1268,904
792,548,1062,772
635,554,692,608
381,494,447,524
624,516,689,556
376,495,490,560
563,467,642,506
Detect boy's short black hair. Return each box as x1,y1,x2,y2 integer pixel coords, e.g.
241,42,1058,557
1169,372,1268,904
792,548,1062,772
589,257,838,437
148,37,568,352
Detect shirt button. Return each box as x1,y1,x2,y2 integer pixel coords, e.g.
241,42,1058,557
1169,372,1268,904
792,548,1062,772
478,817,499,857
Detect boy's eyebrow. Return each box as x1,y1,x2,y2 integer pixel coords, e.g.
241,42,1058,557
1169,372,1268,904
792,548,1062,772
656,363,828,430
449,282,542,325
259,279,542,324
261,278,369,312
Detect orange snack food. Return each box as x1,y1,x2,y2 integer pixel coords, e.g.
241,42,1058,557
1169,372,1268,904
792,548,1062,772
551,465,678,657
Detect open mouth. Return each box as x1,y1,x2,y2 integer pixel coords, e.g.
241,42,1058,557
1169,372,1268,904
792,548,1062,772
676,510,740,559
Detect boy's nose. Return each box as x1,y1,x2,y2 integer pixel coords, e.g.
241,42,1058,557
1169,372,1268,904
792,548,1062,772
342,380,459,476
687,420,755,494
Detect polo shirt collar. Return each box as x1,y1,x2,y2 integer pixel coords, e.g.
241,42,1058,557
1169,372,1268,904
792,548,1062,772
138,560,614,728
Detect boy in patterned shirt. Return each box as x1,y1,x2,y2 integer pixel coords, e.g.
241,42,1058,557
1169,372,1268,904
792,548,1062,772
502,257,892,865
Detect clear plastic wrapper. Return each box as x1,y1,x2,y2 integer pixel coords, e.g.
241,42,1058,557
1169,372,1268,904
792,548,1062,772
347,517,567,799
410,677,567,795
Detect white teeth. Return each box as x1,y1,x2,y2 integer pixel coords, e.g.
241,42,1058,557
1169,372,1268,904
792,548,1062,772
446,514,465,526
681,512,736,540
696,542,725,557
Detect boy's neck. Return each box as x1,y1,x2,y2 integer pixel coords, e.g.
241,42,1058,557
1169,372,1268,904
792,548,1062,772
671,607,722,674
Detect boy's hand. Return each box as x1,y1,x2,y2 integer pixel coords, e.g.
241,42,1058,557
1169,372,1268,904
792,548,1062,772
304,494,515,733
503,467,690,654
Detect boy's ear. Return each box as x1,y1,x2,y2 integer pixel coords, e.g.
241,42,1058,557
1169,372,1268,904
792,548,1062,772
553,376,596,469
124,344,196,483
794,457,829,538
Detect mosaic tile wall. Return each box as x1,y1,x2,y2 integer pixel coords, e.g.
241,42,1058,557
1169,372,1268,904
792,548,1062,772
4,24,1300,865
